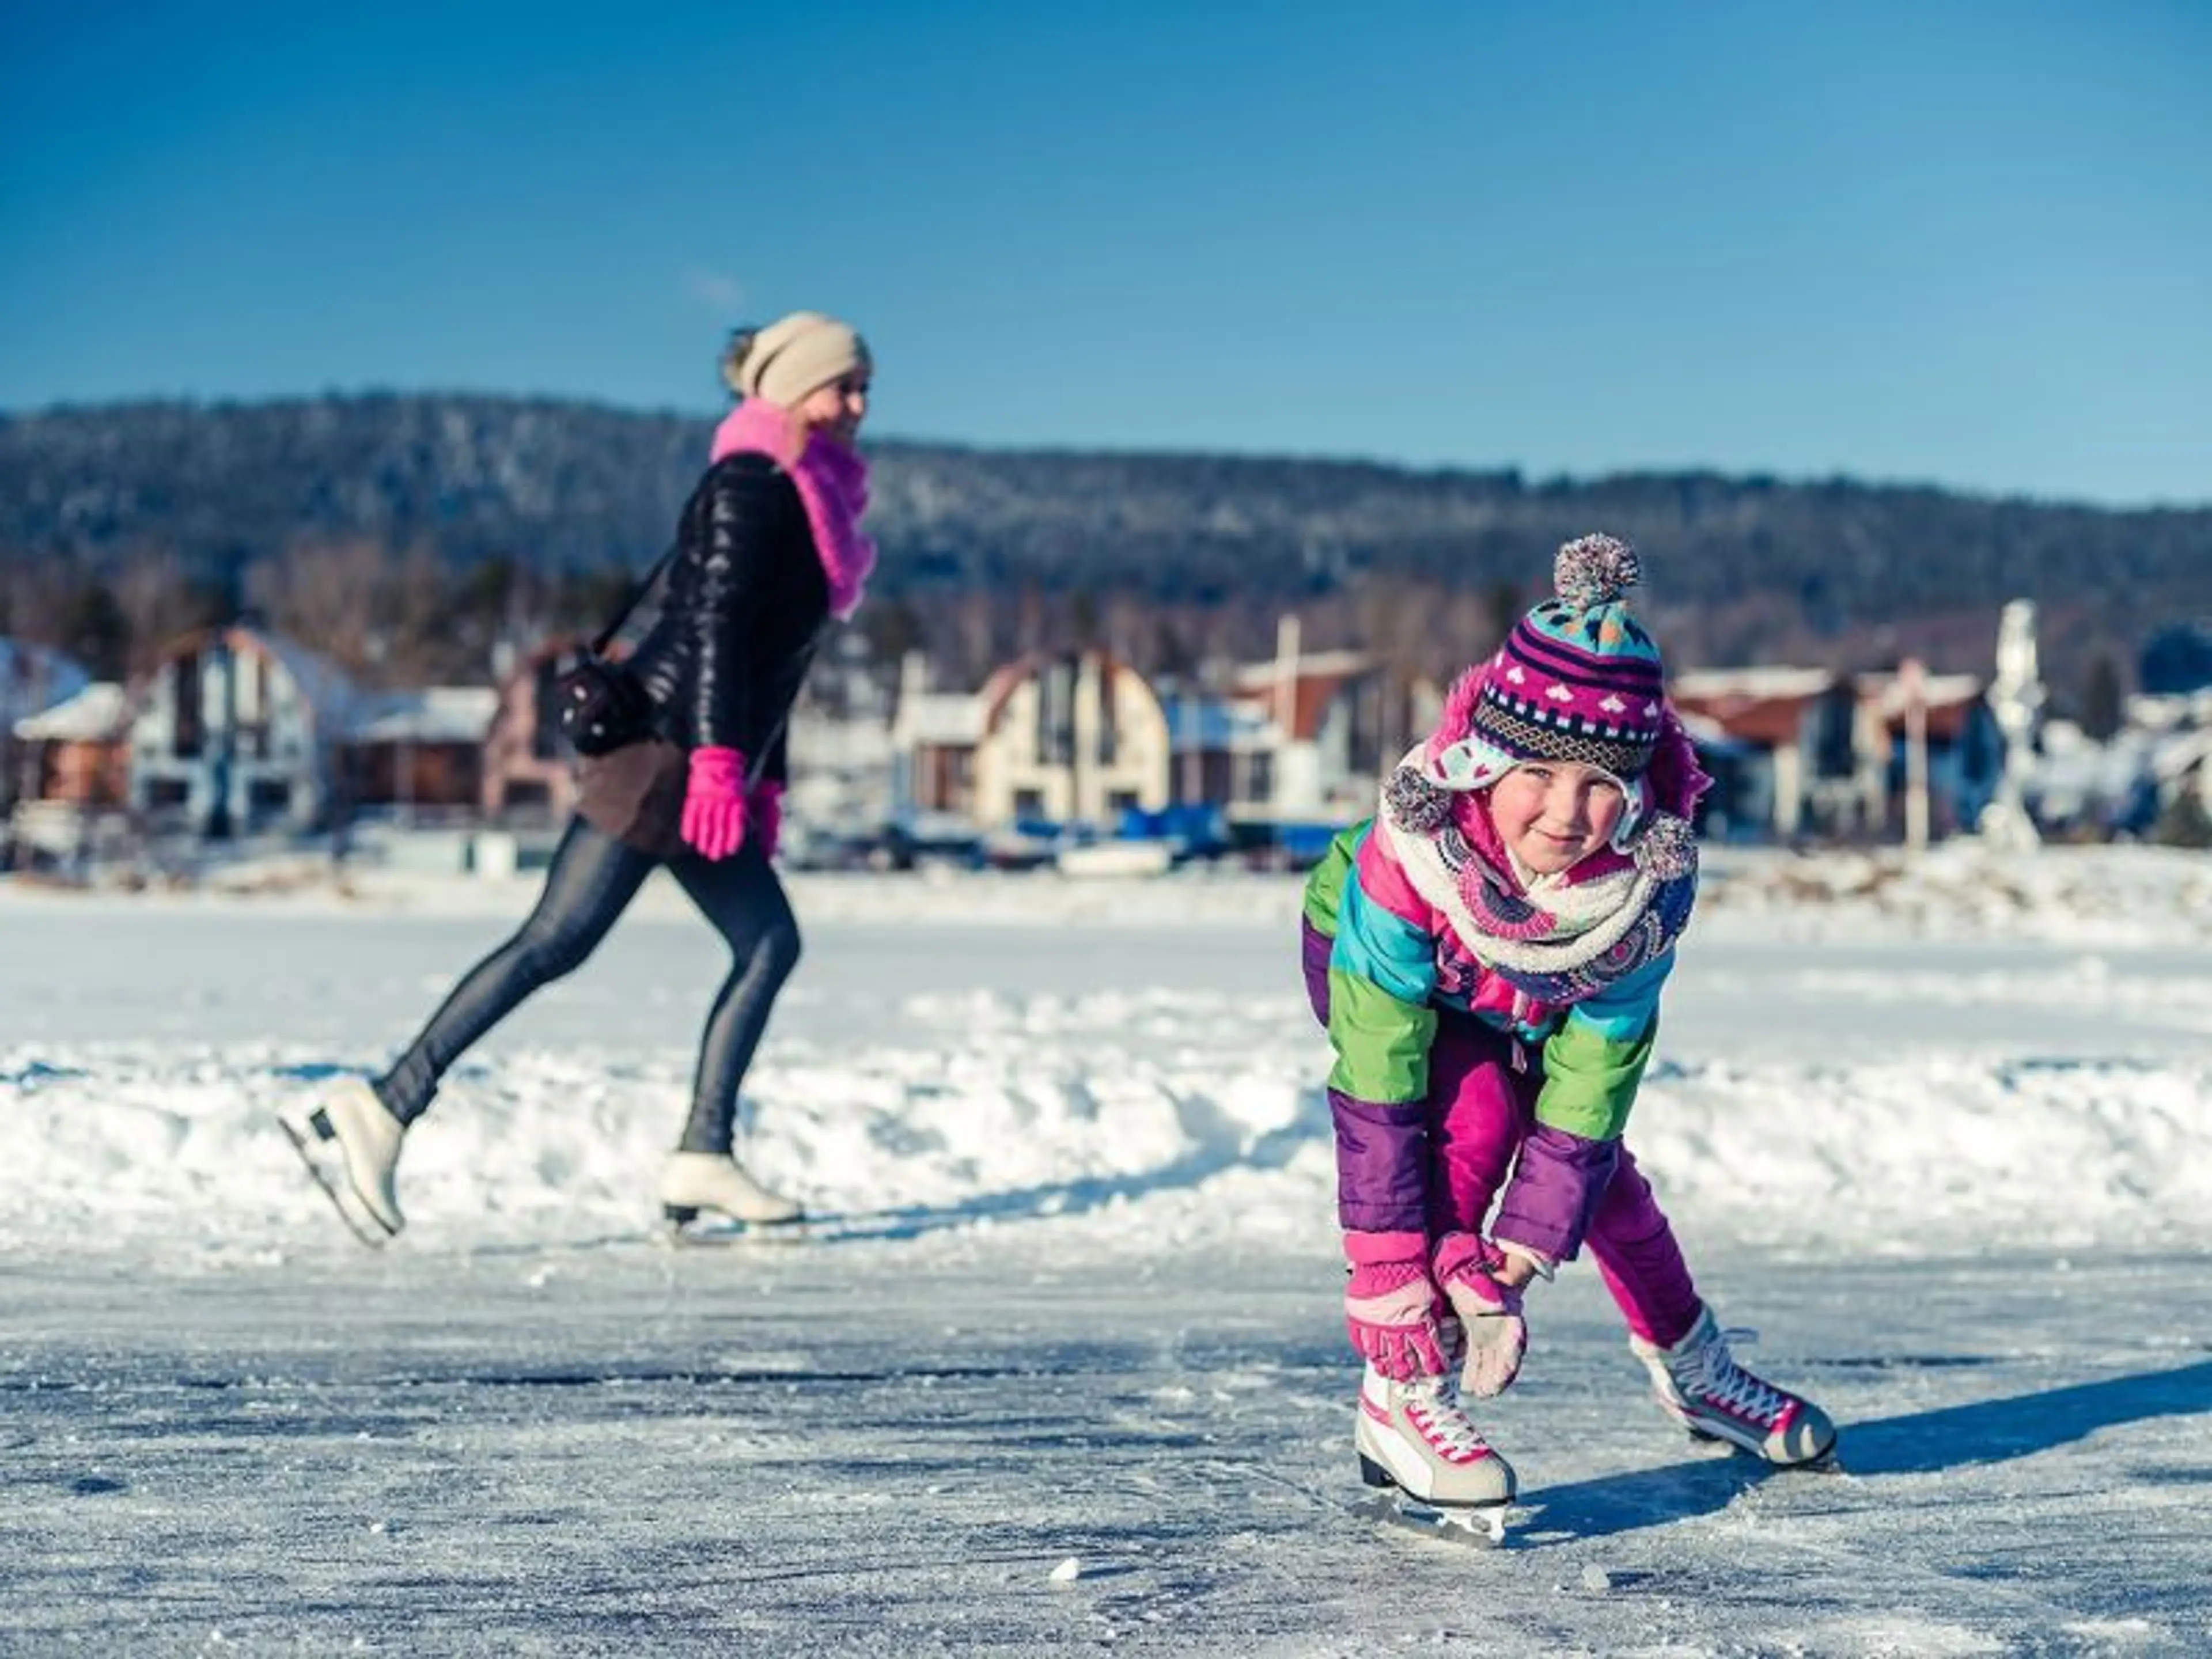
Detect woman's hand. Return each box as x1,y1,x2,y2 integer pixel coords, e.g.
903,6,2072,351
680,747,749,861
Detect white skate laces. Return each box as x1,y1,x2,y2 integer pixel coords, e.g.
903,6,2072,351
1635,1310,1838,1467
1355,1366,1517,1536
1672,1325,1798,1431
1401,1380,1495,1465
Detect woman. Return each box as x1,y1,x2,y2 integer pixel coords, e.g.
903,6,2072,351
282,310,875,1244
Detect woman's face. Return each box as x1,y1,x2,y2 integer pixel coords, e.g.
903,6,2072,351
794,370,870,446
1486,760,1626,876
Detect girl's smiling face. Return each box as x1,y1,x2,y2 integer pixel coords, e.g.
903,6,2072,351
1487,760,1627,876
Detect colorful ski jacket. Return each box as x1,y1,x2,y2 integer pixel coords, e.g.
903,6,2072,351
1305,744,1702,1264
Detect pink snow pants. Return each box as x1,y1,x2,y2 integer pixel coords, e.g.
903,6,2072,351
1305,922,1702,1348
1424,1008,1702,1348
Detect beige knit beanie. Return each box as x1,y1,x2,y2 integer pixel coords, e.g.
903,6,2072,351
721,311,870,406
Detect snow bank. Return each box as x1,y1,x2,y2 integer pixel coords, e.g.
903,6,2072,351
5,1004,2207,1263
4,844,2207,1263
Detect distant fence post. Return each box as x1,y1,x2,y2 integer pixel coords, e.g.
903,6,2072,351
1902,657,1929,854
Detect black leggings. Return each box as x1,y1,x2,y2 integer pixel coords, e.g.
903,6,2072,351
376,816,801,1154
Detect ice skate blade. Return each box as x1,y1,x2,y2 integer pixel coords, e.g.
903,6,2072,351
658,1209,811,1248
1681,1423,1842,1472
1355,1455,1512,1545
1354,1490,1512,1547
277,1112,395,1249
1787,1442,1846,1474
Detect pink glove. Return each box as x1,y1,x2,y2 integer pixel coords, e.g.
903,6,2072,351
1343,1232,1451,1381
748,780,786,862
1434,1232,1528,1399
680,746,749,862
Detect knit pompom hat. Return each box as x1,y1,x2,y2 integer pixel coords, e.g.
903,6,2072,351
1425,533,1668,842
721,311,870,408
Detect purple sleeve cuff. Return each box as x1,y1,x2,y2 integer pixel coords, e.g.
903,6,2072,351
1492,1123,1620,1263
1300,917,1332,1027
1330,1088,1430,1235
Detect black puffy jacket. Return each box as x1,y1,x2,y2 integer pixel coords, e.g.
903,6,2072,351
623,452,830,786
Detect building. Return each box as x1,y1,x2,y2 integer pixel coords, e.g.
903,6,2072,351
1209,622,1435,831
1855,667,2002,840
1,640,93,814
892,647,1172,828
968,649,1170,827
892,622,1435,852
344,687,501,823
893,675,986,822
127,626,355,838
7,679,131,866
1669,668,1882,840
480,638,586,828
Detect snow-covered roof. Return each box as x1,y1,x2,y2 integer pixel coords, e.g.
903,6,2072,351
232,626,358,728
139,625,361,730
2152,727,2212,783
1226,649,1372,691
11,680,130,741
1856,669,1985,717
2127,690,2212,733
347,687,500,744
1669,667,1840,703
1673,707,1752,753
0,639,93,722
896,691,984,747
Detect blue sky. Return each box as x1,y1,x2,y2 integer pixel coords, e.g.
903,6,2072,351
3,1,2207,505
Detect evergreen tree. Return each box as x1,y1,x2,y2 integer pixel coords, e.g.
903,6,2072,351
60,579,132,679
2080,654,2125,741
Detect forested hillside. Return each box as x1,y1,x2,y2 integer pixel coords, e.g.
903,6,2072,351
3,395,2205,703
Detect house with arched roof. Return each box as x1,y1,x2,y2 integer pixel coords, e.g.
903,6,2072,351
127,625,355,836
971,649,1170,827
897,649,1170,830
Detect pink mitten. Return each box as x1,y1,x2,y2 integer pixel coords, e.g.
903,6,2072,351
1434,1232,1528,1398
748,780,786,862
680,747,749,862
1343,1232,1450,1381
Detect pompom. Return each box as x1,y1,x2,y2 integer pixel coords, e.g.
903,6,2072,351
1384,765,1456,834
719,327,762,397
1632,812,1698,881
1555,534,1642,611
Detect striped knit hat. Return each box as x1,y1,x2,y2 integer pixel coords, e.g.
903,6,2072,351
1427,533,1667,831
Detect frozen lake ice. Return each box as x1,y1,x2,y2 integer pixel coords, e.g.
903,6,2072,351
3,849,2209,1654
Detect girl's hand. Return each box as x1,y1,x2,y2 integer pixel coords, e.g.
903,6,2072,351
1433,1233,1529,1399
1341,1230,1456,1381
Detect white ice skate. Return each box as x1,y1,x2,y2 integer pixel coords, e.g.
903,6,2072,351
279,1078,406,1246
1354,1365,1516,1542
660,1151,804,1234
1633,1307,1837,1467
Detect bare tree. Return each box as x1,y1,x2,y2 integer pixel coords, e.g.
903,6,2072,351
113,549,221,674
245,537,393,674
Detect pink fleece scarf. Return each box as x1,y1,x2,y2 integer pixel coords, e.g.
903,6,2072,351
708,397,875,620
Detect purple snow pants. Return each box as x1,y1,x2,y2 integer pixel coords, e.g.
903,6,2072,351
1303,919,1700,1349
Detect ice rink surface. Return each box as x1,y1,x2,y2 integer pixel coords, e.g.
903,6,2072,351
4,848,2210,1655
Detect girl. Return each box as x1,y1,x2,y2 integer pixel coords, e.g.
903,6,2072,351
1301,535,1835,1521
283,310,875,1245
